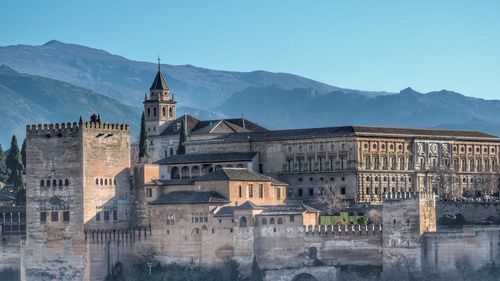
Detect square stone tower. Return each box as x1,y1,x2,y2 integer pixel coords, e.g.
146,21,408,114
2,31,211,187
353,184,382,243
23,117,131,281
382,192,436,272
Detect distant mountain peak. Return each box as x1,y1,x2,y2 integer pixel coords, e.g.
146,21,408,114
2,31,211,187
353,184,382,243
43,40,64,46
0,65,18,74
400,87,419,95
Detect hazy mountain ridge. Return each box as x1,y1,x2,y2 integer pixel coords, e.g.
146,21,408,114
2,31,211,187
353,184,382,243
0,65,141,146
217,85,500,136
1,40,499,147
0,40,389,109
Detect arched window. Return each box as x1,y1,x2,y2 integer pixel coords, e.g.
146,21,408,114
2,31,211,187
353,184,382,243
95,178,99,185
58,179,63,186
167,214,175,225
52,179,57,186
162,107,166,116
262,218,267,225
147,108,151,117
169,148,174,156
277,217,283,224
47,179,51,186
153,107,157,117
239,216,248,228
169,107,173,118
171,167,180,179
40,180,44,187
270,217,275,224
105,179,108,185
65,179,69,186
100,178,103,185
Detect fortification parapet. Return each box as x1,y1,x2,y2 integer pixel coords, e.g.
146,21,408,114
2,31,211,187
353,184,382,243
382,192,435,202
304,223,382,236
83,121,130,133
84,226,150,244
26,122,80,138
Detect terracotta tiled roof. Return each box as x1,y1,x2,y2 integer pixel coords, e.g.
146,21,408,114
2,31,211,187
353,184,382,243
154,152,257,165
150,191,229,205
195,168,287,185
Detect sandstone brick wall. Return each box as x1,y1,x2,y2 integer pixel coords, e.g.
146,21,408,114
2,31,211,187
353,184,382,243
422,226,500,272
436,201,500,223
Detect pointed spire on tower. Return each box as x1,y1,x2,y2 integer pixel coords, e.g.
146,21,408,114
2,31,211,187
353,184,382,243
150,55,169,91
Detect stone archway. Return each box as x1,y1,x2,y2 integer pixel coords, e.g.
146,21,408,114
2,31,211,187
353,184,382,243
190,227,202,260
291,273,319,281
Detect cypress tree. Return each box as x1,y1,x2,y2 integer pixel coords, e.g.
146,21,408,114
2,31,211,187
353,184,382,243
0,144,9,183
6,135,24,189
139,112,148,159
177,115,187,155
249,257,265,281
21,138,26,168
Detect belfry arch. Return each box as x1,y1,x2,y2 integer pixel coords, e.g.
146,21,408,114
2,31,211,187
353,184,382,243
291,273,319,281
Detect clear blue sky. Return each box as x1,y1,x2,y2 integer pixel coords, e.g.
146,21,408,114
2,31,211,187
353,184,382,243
1,0,500,99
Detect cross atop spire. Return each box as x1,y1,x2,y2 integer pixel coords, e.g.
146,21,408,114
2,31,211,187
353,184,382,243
157,54,161,70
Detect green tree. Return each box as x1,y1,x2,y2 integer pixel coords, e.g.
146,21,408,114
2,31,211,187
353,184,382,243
21,138,26,168
139,112,148,160
222,259,241,281
249,257,265,281
177,115,187,155
0,144,9,183
6,135,24,189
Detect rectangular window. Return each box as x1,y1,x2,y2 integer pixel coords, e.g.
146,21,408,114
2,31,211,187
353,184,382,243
259,184,264,198
40,212,47,223
146,189,152,198
51,211,58,222
341,187,346,195
104,210,110,221
289,215,295,222
248,184,253,198
113,210,118,221
63,211,70,222
298,188,303,197
96,211,101,221
238,186,242,198
276,188,281,199
309,188,314,196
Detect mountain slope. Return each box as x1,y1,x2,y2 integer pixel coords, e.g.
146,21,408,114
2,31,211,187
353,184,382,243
0,65,141,146
0,40,392,108
216,85,500,136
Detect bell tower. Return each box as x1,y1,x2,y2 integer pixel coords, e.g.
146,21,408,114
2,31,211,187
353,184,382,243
143,58,177,136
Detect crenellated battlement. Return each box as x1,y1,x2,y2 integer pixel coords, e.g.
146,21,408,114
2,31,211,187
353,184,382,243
382,192,435,202
304,223,382,236
82,122,130,132
26,122,80,137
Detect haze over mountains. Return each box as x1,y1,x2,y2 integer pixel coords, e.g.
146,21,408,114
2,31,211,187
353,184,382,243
1,40,499,146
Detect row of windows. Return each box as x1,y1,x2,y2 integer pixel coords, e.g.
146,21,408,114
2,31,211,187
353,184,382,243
237,185,282,199
297,187,346,197
95,178,116,186
286,157,347,172
192,213,208,224
40,211,70,223
40,179,70,187
95,210,118,221
297,176,345,183
147,106,174,118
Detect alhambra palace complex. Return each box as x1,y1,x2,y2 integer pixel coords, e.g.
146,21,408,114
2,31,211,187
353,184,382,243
1,64,499,281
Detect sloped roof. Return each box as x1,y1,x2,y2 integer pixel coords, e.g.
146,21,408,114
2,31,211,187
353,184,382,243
150,69,169,91
150,191,229,205
160,115,267,136
235,201,262,210
154,152,257,165
258,204,320,215
187,125,498,144
213,206,235,217
195,168,287,185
